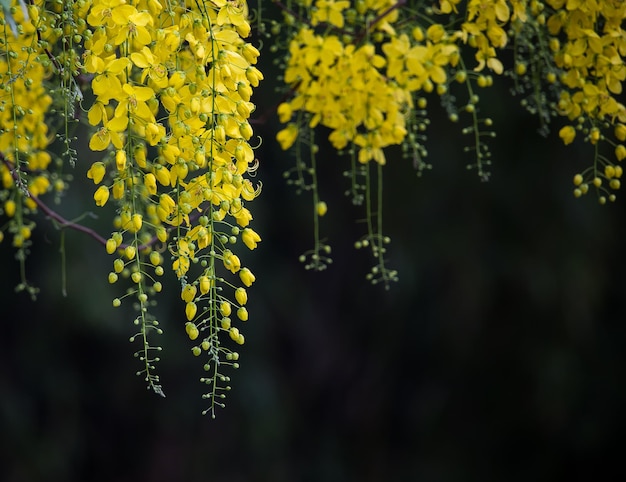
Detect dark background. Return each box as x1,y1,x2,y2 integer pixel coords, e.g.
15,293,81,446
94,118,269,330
3,14,626,482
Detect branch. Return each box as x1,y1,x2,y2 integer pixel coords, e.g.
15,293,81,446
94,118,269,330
1,152,193,252
1,153,109,246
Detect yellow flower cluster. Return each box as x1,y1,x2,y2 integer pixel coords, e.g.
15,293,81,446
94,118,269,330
0,0,259,414
546,0,626,201
460,0,528,74
549,0,626,123
277,2,459,165
0,3,55,249
81,0,262,409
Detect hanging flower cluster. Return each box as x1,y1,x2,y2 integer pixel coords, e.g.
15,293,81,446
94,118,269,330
274,0,626,283
545,0,626,202
0,1,78,298
0,0,262,416
83,0,262,415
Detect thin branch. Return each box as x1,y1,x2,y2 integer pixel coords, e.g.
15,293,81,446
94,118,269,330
1,152,196,252
1,153,109,246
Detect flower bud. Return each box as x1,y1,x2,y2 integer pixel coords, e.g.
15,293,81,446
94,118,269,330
94,185,110,207
199,275,211,294
235,287,247,305
106,238,117,254
186,301,197,321
186,322,199,340
115,150,127,171
239,267,255,287
237,307,248,321
181,283,197,302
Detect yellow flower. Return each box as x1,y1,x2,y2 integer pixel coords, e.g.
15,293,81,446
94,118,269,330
237,307,248,321
223,249,241,274
181,283,197,303
239,267,256,287
215,0,251,37
87,162,107,184
241,228,261,250
220,301,232,316
199,276,212,294
106,238,117,254
277,102,293,123
4,200,16,218
312,0,350,29
91,58,131,103
559,125,576,145
115,150,127,171
186,302,198,321
185,322,199,340
89,125,124,151
144,173,157,195
235,287,247,305
94,185,110,207
108,84,156,132
112,9,153,47
277,124,299,150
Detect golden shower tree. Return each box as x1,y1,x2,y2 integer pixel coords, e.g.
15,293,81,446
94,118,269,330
1,0,624,416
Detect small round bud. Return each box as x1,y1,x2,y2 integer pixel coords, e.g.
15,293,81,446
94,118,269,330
185,322,199,340
150,251,162,266
106,238,117,255
125,245,136,260
237,307,249,321
316,201,328,217
113,258,125,273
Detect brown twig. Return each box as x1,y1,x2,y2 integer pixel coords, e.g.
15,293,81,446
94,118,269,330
1,153,109,246
1,153,191,253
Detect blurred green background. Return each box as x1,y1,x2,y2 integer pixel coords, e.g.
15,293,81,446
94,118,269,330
3,12,626,482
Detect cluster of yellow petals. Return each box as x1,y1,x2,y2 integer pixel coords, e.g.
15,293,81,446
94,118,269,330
548,0,626,128
77,0,262,404
0,3,55,240
277,0,459,165
461,0,517,74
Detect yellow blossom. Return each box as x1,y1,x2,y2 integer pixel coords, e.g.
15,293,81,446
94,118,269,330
235,287,247,305
94,186,110,207
559,125,576,145
241,228,261,250
239,267,256,287
277,124,299,150
87,162,107,184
